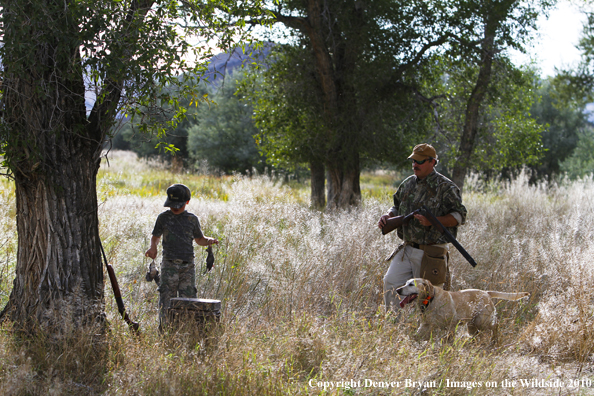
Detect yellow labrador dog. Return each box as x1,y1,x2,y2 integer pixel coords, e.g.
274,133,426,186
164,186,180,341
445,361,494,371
396,278,529,343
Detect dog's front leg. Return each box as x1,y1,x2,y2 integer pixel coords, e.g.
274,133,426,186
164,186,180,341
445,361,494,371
416,323,433,340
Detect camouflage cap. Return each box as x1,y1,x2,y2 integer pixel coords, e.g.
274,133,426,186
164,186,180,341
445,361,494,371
408,143,438,161
164,184,191,209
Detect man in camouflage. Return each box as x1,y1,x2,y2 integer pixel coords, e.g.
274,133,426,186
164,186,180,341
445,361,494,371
378,144,467,312
145,184,218,329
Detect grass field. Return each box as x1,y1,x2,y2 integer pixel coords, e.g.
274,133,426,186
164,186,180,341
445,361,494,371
0,151,593,395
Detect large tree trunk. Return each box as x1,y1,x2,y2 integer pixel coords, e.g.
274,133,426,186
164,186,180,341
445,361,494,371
307,0,363,209
5,141,105,332
326,150,361,209
275,0,365,209
0,0,105,333
310,160,326,208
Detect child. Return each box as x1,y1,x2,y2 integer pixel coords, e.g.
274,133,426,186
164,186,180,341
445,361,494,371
145,183,218,328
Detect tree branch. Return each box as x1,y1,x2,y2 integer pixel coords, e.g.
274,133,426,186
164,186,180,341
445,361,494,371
268,9,309,33
394,36,448,76
86,0,155,144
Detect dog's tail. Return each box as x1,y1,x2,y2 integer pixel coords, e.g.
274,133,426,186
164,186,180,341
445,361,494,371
487,291,529,301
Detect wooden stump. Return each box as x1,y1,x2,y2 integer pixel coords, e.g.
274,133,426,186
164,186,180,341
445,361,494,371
167,298,221,337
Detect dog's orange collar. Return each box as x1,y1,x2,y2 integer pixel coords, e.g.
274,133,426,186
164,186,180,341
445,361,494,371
420,294,433,312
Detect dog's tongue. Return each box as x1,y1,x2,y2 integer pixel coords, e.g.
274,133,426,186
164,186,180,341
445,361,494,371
399,294,418,308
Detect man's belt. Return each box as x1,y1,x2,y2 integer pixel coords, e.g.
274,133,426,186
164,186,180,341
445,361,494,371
406,241,447,257
407,241,440,250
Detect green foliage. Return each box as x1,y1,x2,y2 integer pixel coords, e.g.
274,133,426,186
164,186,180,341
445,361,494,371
241,36,437,173
529,78,592,179
114,113,192,161
444,0,553,59
540,12,594,180
554,11,594,106
485,105,544,167
428,0,554,188
242,0,554,185
558,126,594,179
240,45,328,170
187,72,267,174
435,59,545,172
115,70,266,174
262,0,466,164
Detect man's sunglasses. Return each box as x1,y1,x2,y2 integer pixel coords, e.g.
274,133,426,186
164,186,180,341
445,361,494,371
412,158,432,165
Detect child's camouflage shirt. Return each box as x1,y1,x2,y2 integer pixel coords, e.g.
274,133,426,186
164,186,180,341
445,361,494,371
152,210,204,262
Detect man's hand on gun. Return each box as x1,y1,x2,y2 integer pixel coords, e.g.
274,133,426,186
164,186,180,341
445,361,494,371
378,210,420,235
377,214,392,229
413,213,431,227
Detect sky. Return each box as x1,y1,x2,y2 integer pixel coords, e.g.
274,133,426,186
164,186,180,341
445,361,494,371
511,0,589,77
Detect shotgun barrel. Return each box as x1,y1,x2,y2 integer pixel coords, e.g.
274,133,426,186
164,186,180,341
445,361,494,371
421,205,477,267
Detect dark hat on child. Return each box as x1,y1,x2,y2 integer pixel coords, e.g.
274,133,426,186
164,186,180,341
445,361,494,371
164,184,191,209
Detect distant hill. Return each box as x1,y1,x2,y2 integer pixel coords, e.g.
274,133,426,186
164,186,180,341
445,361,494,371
203,42,273,85
93,43,273,114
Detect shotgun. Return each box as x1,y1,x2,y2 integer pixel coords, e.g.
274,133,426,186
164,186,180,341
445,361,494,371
100,242,140,334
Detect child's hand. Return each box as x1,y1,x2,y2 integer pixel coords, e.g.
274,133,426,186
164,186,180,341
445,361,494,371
195,236,219,246
145,246,157,259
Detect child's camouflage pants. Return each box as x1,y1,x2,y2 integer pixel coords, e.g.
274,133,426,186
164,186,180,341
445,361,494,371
158,259,197,328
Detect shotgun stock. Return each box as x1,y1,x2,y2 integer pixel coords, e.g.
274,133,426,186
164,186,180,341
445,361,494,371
100,243,140,334
381,210,420,235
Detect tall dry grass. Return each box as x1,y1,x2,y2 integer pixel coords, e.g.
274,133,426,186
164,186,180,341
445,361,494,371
0,153,593,395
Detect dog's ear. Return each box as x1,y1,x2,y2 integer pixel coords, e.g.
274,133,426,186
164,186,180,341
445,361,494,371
426,280,434,299
419,279,434,300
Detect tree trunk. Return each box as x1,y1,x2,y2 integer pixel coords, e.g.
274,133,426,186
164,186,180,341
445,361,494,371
3,143,105,333
0,0,106,333
451,62,492,192
326,150,361,209
310,160,326,209
451,14,498,192
275,0,365,209
307,0,364,209
0,105,106,334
